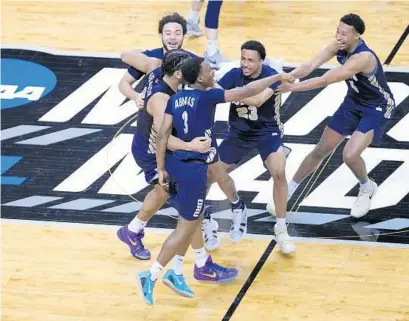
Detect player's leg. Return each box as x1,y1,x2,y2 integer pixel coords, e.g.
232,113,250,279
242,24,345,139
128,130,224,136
136,159,207,305
345,111,387,218
137,213,198,305
266,106,351,216
117,183,168,260
117,148,168,259
207,134,250,242
204,0,230,69
190,215,238,282
260,136,295,254
291,127,344,195
186,0,204,36
290,105,355,197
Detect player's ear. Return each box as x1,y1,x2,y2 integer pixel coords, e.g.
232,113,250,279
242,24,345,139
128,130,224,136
174,70,183,80
196,74,204,85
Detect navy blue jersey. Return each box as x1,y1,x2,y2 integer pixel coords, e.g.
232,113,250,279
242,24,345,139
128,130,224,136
127,48,198,80
218,65,282,137
133,78,175,156
165,88,226,162
336,39,395,118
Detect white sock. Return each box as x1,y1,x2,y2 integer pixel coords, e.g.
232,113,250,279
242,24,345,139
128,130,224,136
172,255,184,275
276,218,286,229
360,179,372,190
149,261,163,281
288,180,299,198
206,40,218,56
193,247,209,268
188,9,200,24
128,216,147,233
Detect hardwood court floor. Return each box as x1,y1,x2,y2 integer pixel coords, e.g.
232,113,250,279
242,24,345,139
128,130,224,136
2,1,409,66
2,221,409,321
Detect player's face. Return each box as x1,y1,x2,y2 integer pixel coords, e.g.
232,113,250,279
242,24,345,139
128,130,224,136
198,61,216,87
240,49,263,77
335,22,360,51
161,22,184,51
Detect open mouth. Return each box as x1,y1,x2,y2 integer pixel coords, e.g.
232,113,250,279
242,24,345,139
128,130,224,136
167,43,179,49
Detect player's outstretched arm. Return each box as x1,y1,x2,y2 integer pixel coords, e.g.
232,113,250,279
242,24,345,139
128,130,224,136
278,52,373,93
224,73,294,102
290,40,338,80
239,88,275,108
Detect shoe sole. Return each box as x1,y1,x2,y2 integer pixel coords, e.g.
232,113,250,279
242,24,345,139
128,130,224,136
117,228,151,260
194,272,238,284
136,274,153,305
162,278,195,298
350,182,378,219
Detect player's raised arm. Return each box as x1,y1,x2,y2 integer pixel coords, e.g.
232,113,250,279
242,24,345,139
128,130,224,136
290,39,339,80
121,50,162,75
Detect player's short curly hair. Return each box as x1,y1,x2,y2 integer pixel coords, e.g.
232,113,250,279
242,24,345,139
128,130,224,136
158,13,187,35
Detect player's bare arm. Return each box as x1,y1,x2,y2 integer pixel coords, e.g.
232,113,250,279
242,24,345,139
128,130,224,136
156,113,173,188
278,52,375,93
121,51,162,75
290,39,339,79
239,88,275,108
225,73,294,102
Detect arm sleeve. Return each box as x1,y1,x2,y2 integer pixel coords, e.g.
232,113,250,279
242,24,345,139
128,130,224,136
202,88,226,105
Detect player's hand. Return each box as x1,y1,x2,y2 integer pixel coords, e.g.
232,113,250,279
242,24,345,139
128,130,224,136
189,136,211,153
280,72,296,83
276,82,294,94
132,93,145,110
158,169,169,190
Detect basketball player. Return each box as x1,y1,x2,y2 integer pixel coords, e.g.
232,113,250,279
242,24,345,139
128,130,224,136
207,40,295,254
185,0,230,69
117,51,212,260
136,57,293,305
274,13,395,219
118,13,196,109
117,48,242,259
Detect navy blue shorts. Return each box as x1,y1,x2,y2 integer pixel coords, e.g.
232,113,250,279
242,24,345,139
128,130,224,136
218,132,282,165
166,155,207,221
131,139,158,185
327,100,389,145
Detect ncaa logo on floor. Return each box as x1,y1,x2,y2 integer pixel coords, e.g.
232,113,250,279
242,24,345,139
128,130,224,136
0,58,57,109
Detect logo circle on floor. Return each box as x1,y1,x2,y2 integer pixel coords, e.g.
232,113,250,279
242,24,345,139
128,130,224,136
0,58,57,110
